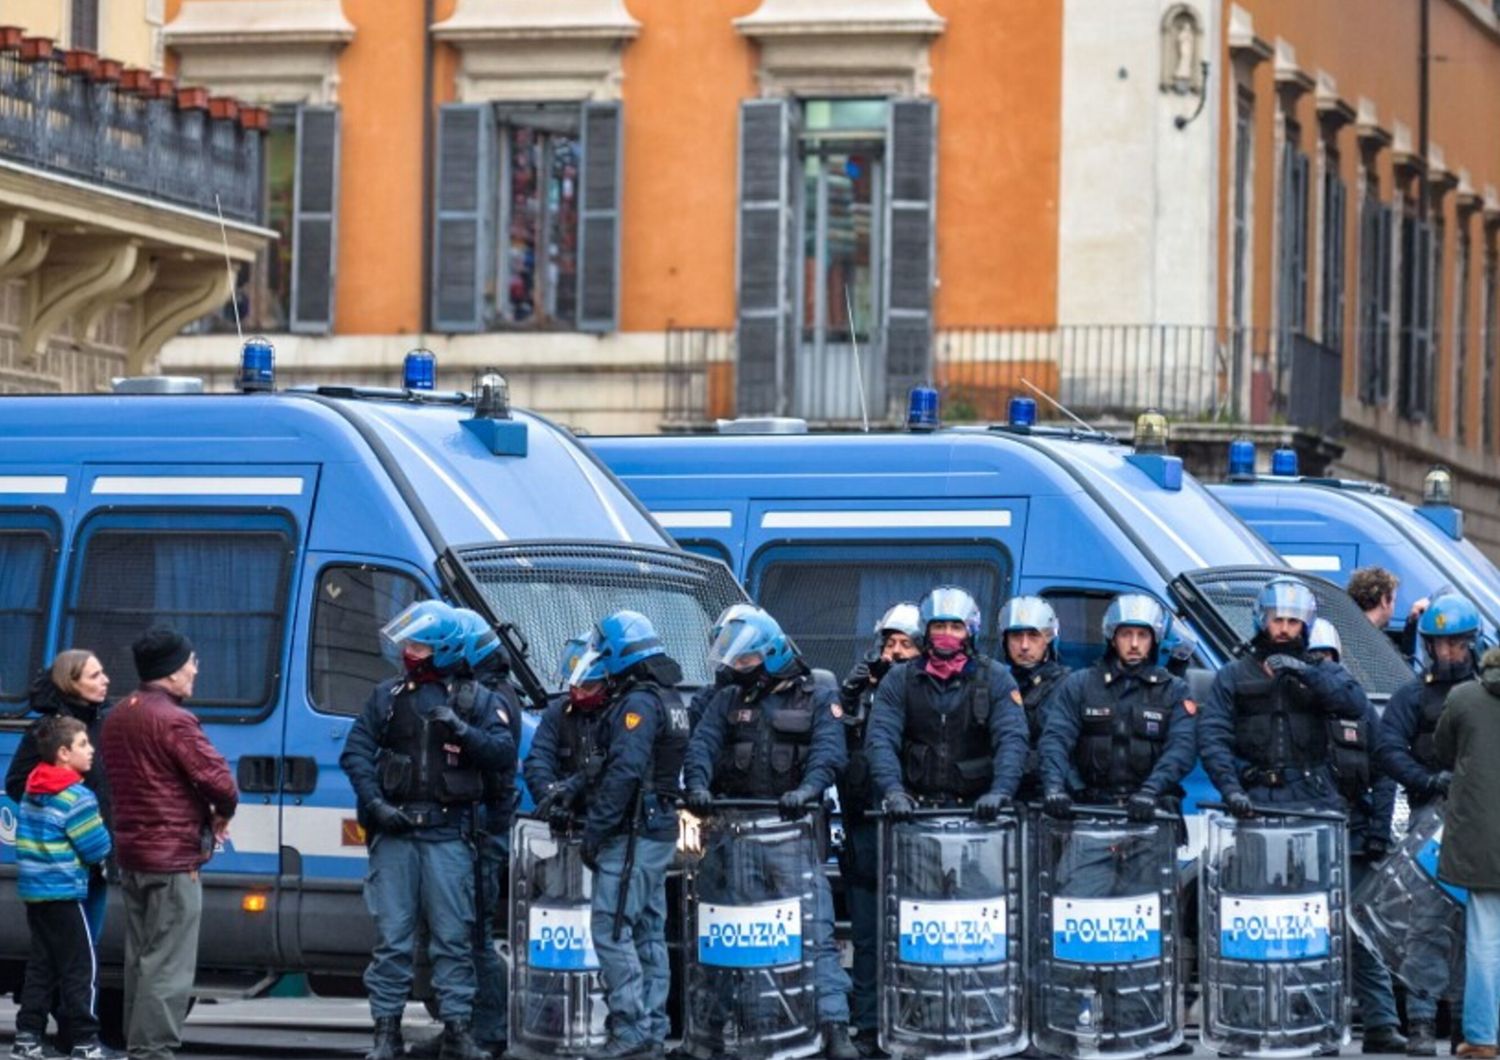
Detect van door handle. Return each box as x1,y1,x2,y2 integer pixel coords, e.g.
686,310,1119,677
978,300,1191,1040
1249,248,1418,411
280,756,318,795
237,756,280,794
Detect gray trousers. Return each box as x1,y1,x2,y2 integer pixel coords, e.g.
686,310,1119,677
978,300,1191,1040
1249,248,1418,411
121,870,202,1060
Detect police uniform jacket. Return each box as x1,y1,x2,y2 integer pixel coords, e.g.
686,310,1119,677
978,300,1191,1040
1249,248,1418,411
864,655,1027,801
581,675,691,851
1038,657,1196,800
1379,666,1471,806
340,674,515,843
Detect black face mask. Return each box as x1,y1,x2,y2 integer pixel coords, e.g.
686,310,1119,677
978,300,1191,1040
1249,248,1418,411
1429,645,1476,684
731,664,767,689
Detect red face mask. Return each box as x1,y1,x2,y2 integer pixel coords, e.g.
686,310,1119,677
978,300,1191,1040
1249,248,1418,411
403,648,443,684
570,686,608,712
927,633,967,658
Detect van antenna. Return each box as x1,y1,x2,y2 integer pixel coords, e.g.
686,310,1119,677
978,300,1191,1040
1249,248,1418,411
846,287,870,432
214,194,244,344
1020,377,1100,434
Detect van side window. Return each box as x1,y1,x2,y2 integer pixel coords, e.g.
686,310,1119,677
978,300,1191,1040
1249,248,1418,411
68,521,294,715
1041,590,1120,670
0,527,56,710
311,565,424,716
751,542,1010,678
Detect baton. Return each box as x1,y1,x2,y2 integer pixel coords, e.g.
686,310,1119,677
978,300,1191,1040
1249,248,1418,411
612,784,642,943
1198,800,1347,822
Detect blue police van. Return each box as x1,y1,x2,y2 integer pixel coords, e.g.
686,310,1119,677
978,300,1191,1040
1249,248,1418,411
0,366,745,1005
585,400,1417,848
1209,446,1500,649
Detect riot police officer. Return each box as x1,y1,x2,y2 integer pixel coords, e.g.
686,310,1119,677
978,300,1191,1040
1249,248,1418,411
340,601,517,1060
683,606,857,1060
836,602,922,1058
1306,619,1407,1055
526,633,611,836
1377,593,1482,1056
1199,576,1372,816
688,603,758,727
865,586,1028,819
1037,593,1196,822
998,595,1071,801
572,611,692,1060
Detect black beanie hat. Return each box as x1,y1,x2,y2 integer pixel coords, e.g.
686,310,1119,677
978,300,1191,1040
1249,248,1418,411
133,626,194,684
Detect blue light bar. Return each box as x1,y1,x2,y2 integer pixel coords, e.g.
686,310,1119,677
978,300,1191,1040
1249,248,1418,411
403,348,436,391
1270,447,1299,477
907,386,940,432
1008,396,1037,428
1228,438,1256,479
237,336,274,393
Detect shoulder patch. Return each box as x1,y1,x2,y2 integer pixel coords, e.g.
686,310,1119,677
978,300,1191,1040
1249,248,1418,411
1010,689,1023,706
497,708,510,726
1183,699,1198,716
624,711,642,731
830,703,843,719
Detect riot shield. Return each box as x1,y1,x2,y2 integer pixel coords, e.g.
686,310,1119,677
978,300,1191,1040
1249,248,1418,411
1200,807,1349,1057
507,817,608,1060
680,800,823,1060
879,809,1025,1060
1350,802,1466,1006
1032,807,1182,1059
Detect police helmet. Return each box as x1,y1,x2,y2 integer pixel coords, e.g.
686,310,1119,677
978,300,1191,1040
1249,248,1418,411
710,602,758,644
454,608,501,670
919,586,982,640
555,631,604,687
573,610,665,682
380,599,468,670
707,606,798,677
1307,618,1343,662
1417,593,1481,641
1254,576,1318,633
874,602,922,641
1159,615,1199,666
998,596,1059,638
1101,594,1168,646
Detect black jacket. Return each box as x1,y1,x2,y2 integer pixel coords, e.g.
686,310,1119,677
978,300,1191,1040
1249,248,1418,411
5,671,111,827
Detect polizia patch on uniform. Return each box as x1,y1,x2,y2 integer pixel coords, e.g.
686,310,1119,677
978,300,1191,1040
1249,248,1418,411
624,712,642,730
1010,690,1023,706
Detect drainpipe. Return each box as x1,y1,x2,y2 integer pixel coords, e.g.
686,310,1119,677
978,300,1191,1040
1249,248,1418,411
1418,0,1430,222
421,0,435,336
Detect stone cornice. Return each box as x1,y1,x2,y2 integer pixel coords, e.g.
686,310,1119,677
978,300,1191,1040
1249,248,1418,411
164,0,354,48
165,0,354,104
734,0,944,97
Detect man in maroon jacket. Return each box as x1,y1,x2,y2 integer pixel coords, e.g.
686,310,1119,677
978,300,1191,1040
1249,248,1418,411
100,627,237,1060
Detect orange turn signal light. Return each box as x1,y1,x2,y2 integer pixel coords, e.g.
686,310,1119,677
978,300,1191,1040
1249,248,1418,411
241,893,268,914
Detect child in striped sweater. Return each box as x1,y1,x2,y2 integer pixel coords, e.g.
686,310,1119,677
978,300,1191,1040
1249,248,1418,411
12,714,119,1060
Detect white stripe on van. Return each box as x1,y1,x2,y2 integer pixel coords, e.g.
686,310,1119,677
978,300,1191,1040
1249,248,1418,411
228,803,367,859
91,476,303,496
0,476,66,494
1284,554,1343,573
653,510,733,529
761,509,1012,530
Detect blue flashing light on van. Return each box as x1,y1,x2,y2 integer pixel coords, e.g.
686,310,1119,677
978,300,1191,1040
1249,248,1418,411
0,376,745,1001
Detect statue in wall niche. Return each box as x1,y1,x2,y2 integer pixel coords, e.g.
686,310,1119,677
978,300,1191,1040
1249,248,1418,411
1160,4,1204,96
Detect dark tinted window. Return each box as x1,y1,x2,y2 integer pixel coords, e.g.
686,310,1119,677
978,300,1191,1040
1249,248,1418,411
0,529,55,707
69,523,293,713
753,543,1011,678
1039,590,1116,671
311,565,425,715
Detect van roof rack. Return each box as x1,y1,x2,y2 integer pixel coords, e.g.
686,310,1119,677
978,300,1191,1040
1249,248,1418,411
287,384,471,406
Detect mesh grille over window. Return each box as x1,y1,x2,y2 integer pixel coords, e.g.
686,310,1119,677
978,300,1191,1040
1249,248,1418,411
0,531,53,706
311,566,425,716
458,543,747,691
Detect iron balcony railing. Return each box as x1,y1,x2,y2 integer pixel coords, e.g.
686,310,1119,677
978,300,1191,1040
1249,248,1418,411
0,33,267,223
665,323,1346,436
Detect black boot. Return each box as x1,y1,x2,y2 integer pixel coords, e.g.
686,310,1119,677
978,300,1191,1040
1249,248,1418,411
439,1022,491,1060
367,1016,403,1060
1363,1026,1409,1054
852,1028,888,1058
823,1022,858,1060
1407,1022,1437,1058
406,1028,445,1058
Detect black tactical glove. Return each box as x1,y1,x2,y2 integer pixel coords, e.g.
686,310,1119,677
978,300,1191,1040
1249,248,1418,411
883,790,917,822
1226,790,1256,819
779,786,818,821
973,792,1009,821
426,702,470,739
1126,791,1159,823
546,803,574,837
365,799,415,834
1263,654,1309,678
685,788,715,816
1043,790,1073,819
1429,770,1453,797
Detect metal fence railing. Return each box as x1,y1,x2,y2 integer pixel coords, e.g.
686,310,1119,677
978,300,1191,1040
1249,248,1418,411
665,323,1347,436
0,34,265,223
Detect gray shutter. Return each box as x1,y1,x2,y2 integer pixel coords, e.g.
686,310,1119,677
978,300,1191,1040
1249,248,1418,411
736,99,797,417
578,102,622,333
432,104,495,333
884,99,937,411
290,105,339,334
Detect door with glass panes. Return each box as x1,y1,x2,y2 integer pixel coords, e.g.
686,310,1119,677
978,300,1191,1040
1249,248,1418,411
797,100,887,422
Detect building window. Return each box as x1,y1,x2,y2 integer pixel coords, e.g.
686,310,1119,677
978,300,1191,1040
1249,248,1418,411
1320,145,1347,356
1278,122,1310,338
1455,224,1471,443
310,565,425,716
1231,90,1253,384
1358,177,1394,404
432,101,620,334
70,0,98,51
1398,203,1438,422
203,104,340,335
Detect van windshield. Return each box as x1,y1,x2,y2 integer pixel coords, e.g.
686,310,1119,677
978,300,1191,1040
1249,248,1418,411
456,542,749,693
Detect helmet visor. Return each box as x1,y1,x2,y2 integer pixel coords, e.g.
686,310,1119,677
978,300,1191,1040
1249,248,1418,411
925,588,979,628
567,647,608,688
380,603,444,662
707,622,766,672
1260,582,1317,627
1001,597,1057,636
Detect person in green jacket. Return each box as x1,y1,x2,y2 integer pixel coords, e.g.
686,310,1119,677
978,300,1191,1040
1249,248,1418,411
1434,646,1500,1060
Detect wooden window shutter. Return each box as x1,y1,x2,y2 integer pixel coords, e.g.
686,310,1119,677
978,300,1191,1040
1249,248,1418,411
884,99,937,413
290,105,340,334
431,104,496,333
735,99,797,417
578,101,622,333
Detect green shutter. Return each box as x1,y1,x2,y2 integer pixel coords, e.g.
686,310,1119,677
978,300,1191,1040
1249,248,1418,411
290,105,339,334
736,99,797,417
884,99,937,411
578,101,622,333
431,104,496,333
